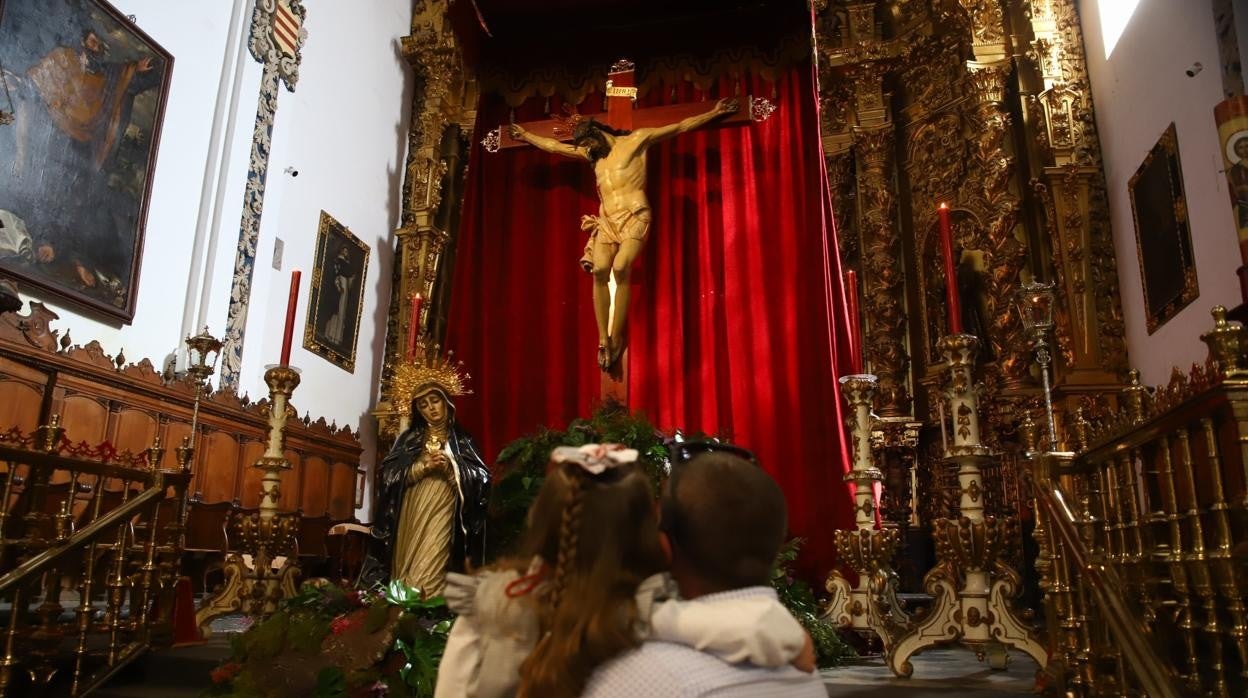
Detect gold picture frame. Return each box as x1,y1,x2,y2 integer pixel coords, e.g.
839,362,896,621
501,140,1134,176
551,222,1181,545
303,211,369,372
1128,123,1198,334
0,0,173,322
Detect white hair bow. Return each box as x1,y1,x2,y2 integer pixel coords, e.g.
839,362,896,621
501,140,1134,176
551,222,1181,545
551,443,639,475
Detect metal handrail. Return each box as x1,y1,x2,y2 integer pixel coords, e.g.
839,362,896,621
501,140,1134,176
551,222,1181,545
1027,455,1183,698
0,480,163,595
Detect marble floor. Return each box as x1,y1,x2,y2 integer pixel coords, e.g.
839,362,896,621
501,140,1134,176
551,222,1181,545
822,648,1040,696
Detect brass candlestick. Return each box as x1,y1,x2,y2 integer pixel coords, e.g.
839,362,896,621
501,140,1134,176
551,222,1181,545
196,365,302,634
888,334,1047,676
824,374,909,654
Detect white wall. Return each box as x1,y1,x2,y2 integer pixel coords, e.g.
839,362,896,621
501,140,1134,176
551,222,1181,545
1082,0,1239,385
12,1,413,520
238,1,412,519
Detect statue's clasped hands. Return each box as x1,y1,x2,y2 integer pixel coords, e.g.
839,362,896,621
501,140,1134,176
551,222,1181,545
427,451,454,480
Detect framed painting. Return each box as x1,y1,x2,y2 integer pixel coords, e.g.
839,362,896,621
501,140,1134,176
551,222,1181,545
304,212,370,372
1128,123,1198,334
0,0,172,322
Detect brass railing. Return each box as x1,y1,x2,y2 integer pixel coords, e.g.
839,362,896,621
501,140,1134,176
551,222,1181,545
0,418,192,696
1021,308,1248,696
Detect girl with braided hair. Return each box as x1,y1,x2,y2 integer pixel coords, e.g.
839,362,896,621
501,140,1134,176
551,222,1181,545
434,445,813,698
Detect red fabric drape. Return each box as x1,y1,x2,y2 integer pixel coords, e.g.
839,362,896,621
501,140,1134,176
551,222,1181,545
447,62,855,579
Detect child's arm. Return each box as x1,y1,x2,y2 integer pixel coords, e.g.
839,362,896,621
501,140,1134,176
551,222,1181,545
435,573,483,698
648,596,809,668
438,569,541,698
435,613,483,697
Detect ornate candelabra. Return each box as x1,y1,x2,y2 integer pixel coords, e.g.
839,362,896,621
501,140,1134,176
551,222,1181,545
888,334,1047,676
184,328,222,437
184,328,221,503
196,365,302,634
825,373,909,654
1016,281,1058,451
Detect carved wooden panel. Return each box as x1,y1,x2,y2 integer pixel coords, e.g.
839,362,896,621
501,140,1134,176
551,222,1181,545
0,301,365,566
329,460,355,520
57,393,109,445
200,431,242,505
281,449,300,513
0,358,46,433
301,456,330,517
113,408,158,455
238,439,268,509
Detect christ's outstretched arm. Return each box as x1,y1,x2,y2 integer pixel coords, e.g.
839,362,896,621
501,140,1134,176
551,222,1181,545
509,123,589,160
639,97,738,146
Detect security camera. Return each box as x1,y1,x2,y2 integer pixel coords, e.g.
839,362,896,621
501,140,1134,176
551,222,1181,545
284,166,299,177
1186,62,1203,78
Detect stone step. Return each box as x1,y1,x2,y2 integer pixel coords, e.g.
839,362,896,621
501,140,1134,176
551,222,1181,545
93,638,232,698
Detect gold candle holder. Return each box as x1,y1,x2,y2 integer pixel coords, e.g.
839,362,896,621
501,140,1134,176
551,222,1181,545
888,334,1046,677
196,366,303,633
824,373,909,654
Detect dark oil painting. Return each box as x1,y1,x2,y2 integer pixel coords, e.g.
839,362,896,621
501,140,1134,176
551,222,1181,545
304,212,370,373
1128,123,1198,334
0,0,172,322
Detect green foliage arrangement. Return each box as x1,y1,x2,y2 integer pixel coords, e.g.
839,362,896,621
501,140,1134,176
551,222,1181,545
205,580,452,697
489,401,671,559
771,539,854,668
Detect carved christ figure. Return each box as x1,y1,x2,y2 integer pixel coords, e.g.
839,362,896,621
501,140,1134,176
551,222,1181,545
509,97,738,370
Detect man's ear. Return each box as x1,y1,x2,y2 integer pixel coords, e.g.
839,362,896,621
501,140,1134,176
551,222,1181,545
658,530,673,566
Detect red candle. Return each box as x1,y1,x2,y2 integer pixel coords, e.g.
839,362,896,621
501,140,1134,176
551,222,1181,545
279,270,300,366
845,269,862,374
406,293,423,359
938,203,963,335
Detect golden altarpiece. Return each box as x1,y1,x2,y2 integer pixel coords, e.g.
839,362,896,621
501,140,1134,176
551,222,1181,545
372,1,1248,694
377,0,1126,542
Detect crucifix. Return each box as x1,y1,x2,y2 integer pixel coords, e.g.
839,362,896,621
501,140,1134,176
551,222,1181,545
481,59,776,399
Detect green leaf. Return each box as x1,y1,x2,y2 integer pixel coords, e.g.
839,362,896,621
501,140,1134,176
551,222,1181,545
313,666,346,698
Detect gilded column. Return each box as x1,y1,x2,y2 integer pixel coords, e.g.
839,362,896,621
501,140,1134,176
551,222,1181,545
962,62,1031,387
855,123,911,415
375,1,476,444
819,1,912,417
1020,0,1128,385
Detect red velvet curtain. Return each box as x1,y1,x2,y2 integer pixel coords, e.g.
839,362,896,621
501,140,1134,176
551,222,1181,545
447,62,855,579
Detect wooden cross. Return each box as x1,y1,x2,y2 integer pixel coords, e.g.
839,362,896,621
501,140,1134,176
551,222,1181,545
485,59,766,150
482,59,774,402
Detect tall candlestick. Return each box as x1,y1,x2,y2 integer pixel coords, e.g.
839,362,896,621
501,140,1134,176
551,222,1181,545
279,271,300,366
938,204,963,335
845,270,862,373
406,293,423,359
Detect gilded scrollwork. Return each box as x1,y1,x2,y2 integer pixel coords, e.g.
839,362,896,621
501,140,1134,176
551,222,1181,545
828,153,858,268
856,125,912,416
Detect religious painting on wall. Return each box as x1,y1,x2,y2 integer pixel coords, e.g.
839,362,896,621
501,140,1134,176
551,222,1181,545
304,211,369,372
1215,95,1248,269
1128,123,1198,334
0,0,172,322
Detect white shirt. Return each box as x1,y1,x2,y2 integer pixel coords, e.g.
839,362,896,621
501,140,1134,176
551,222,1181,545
582,587,827,698
434,573,809,698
